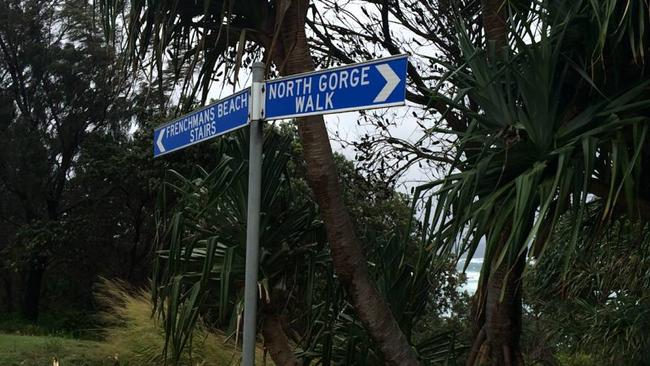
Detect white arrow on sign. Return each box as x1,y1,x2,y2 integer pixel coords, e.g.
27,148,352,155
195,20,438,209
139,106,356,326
157,130,166,153
373,63,400,103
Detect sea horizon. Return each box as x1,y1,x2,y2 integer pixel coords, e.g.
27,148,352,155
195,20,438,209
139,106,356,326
457,257,483,295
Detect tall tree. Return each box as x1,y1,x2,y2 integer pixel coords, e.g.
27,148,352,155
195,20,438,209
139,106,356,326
0,0,134,320
269,1,419,363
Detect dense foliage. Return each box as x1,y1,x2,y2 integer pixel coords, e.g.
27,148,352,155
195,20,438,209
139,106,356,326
0,0,158,321
526,208,650,364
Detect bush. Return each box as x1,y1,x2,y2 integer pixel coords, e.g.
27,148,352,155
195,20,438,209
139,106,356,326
95,279,253,365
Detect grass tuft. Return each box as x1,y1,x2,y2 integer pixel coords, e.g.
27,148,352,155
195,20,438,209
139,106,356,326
95,278,244,365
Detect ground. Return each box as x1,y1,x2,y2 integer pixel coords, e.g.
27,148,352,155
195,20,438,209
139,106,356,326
0,333,116,366
0,332,272,366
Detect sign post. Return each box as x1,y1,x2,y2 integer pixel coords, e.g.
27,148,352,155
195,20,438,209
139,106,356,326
241,62,264,366
153,55,408,366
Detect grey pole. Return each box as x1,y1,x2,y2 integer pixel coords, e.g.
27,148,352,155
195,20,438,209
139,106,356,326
242,62,265,366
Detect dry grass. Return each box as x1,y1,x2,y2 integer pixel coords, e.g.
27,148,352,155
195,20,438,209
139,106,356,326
95,279,269,365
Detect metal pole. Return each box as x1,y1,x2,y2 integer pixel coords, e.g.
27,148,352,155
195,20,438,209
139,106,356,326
242,62,265,366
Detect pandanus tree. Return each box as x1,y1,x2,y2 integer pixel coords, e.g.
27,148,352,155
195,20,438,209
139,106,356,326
153,129,326,364
110,0,420,363
153,127,466,365
410,1,650,365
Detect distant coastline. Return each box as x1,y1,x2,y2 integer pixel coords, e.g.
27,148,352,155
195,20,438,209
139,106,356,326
457,257,483,295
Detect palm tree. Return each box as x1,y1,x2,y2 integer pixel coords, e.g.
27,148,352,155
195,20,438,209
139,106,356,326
110,1,420,363
413,1,650,364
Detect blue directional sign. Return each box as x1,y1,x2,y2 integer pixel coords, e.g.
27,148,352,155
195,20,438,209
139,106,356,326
153,88,250,157
264,55,407,120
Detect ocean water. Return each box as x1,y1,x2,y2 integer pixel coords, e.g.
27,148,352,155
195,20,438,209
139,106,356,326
457,257,483,295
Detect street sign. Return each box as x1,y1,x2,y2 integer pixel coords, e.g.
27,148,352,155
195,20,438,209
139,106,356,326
264,54,408,120
153,88,250,157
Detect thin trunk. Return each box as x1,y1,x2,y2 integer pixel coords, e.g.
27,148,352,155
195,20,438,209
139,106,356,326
268,1,420,364
262,313,302,366
21,255,47,321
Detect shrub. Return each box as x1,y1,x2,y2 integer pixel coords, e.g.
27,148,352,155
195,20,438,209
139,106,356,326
96,279,245,365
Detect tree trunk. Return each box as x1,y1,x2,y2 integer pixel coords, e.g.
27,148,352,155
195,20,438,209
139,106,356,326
482,0,508,51
267,1,420,364
464,3,525,365
21,255,47,321
466,259,524,366
262,313,302,366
